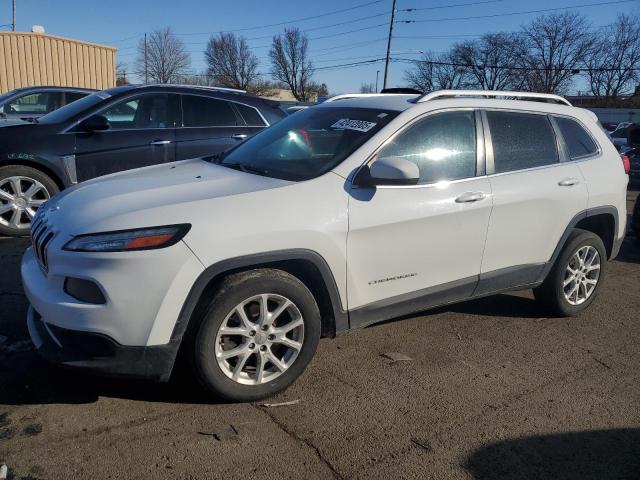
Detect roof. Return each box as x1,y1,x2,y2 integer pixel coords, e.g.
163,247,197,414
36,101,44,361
0,31,116,51
318,94,419,111
315,90,596,122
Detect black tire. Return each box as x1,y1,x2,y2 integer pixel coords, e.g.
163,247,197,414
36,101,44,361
191,268,321,402
534,228,607,316
0,164,59,237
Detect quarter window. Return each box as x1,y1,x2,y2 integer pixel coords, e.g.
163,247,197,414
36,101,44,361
376,110,477,184
555,117,598,159
236,103,266,126
182,95,238,127
486,111,558,174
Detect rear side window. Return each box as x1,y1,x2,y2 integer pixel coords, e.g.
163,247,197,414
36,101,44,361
235,103,266,126
7,91,63,114
486,111,558,174
182,95,238,127
377,110,477,184
555,117,598,159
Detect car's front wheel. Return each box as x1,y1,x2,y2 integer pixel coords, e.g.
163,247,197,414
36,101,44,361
0,165,58,237
534,229,607,316
192,269,321,402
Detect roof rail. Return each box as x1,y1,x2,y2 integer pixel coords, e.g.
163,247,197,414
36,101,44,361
324,93,418,103
416,89,572,106
160,84,247,94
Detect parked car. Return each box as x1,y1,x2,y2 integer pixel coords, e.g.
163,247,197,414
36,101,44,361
0,86,95,123
0,84,285,236
22,90,627,401
610,123,635,151
632,194,640,240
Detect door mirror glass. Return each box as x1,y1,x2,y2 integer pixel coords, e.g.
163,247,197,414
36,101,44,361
365,156,420,186
81,114,110,132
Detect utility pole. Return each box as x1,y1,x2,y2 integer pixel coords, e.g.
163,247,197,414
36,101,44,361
375,70,380,92
144,32,148,84
382,0,396,90
12,0,16,31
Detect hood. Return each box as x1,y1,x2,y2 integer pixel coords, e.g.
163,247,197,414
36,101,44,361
45,159,292,234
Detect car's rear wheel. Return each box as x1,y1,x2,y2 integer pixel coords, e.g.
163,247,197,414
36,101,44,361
191,269,321,402
534,229,607,316
0,165,58,237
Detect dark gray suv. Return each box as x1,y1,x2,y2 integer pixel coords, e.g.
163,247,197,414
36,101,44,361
0,84,285,236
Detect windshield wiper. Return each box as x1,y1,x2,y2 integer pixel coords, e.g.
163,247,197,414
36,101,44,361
220,162,270,177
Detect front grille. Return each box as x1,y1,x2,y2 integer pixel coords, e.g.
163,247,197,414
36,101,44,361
31,215,54,273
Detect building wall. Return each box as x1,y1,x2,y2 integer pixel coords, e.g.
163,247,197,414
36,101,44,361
0,32,116,93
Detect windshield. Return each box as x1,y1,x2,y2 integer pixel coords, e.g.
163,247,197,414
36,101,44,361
221,107,399,181
37,91,110,124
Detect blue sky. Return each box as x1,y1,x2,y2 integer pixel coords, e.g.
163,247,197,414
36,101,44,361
4,0,639,93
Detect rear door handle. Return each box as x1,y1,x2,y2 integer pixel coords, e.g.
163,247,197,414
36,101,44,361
558,177,580,186
455,191,487,203
232,134,248,140
150,140,171,146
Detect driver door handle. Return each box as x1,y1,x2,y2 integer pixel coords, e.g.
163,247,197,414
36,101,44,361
455,191,487,203
558,177,580,187
232,134,248,140
150,139,171,146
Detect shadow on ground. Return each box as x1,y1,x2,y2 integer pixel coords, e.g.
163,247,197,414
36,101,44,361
465,428,640,480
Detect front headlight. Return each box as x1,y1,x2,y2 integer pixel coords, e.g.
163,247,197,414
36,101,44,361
63,224,191,252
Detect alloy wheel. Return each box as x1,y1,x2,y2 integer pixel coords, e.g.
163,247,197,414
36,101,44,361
0,176,50,230
563,245,601,306
215,293,304,385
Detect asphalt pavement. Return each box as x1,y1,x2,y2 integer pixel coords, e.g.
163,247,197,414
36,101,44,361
0,186,638,480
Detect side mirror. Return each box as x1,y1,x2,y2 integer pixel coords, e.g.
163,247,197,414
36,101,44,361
359,156,420,186
81,114,110,132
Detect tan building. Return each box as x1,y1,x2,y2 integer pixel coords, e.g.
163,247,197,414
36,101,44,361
0,32,116,94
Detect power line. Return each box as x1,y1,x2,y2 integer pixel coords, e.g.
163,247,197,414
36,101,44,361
174,0,385,37
393,57,640,72
399,0,637,24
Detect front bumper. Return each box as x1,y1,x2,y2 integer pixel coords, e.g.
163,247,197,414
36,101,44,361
27,306,178,381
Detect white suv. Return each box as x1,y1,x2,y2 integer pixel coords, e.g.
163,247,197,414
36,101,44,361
22,90,628,401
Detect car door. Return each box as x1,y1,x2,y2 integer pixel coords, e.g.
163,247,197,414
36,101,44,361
477,110,588,294
347,109,493,325
73,93,179,182
175,94,256,160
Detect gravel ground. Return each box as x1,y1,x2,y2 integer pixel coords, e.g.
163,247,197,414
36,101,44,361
0,187,638,480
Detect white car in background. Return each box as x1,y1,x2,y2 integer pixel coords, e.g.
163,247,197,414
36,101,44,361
22,90,628,401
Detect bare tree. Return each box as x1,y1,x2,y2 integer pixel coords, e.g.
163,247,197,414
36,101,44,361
451,33,525,90
584,13,640,98
360,82,376,93
269,28,314,101
116,60,129,86
205,32,264,92
134,27,191,83
517,12,593,93
404,52,469,93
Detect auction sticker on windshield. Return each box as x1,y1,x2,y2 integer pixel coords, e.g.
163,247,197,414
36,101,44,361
331,118,377,132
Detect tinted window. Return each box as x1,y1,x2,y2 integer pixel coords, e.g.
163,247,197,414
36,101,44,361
236,103,266,126
220,107,398,181
377,111,477,184
64,92,88,105
555,117,598,159
487,111,558,173
7,92,63,114
101,94,170,130
182,95,238,127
